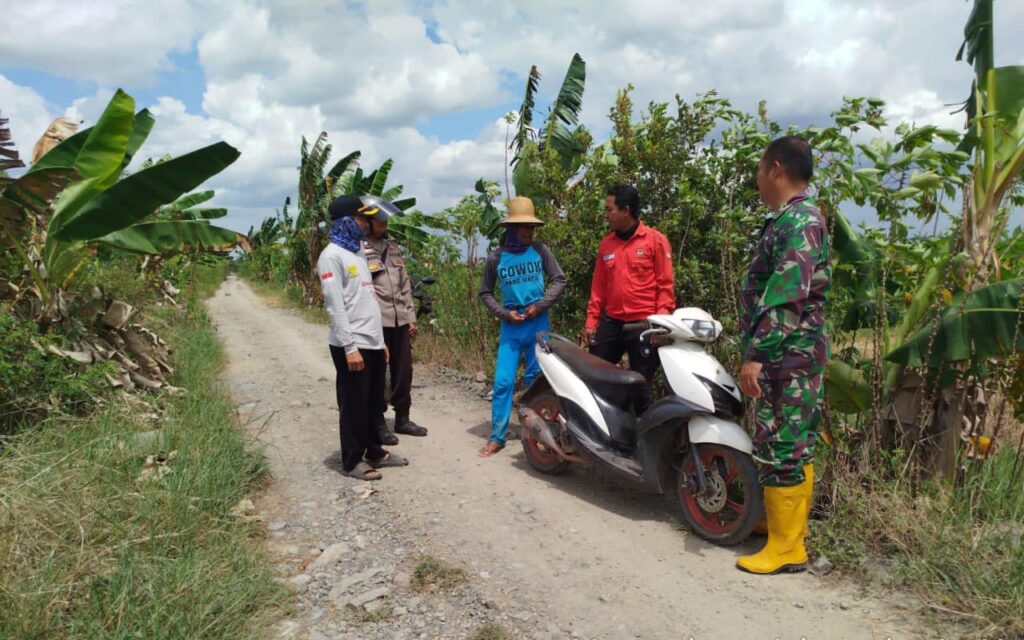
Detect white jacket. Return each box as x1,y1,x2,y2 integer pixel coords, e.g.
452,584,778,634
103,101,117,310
316,243,385,353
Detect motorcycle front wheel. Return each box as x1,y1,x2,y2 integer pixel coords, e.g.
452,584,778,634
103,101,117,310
677,444,761,546
521,393,572,476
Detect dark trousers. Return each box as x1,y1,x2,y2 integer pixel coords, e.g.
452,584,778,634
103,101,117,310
589,315,660,415
329,345,387,471
383,325,413,415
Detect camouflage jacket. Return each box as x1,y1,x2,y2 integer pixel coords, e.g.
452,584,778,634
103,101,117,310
739,191,831,379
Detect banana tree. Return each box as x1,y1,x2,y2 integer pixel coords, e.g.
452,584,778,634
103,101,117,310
957,0,1024,285
510,53,588,200
289,133,419,303
821,1,1024,474
881,0,1024,387
1,89,246,322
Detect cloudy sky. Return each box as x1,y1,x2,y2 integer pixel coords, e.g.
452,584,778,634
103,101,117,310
2,0,1023,233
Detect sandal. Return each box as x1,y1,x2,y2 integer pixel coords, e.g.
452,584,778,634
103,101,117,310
478,441,504,458
366,452,409,469
344,462,382,480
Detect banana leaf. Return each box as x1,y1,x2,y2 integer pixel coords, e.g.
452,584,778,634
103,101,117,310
367,159,393,196
956,0,993,78
74,88,134,189
392,197,416,211
510,65,540,165
0,114,24,175
386,217,431,250
825,360,872,414
543,54,586,163
954,0,992,134
886,277,1024,367
545,53,586,132
122,109,155,169
381,185,404,201
163,190,214,213
326,150,360,183
831,208,884,329
512,144,543,199
28,127,90,172
0,167,78,222
97,220,246,256
52,141,240,242
26,107,150,174
46,240,93,289
175,207,227,220
988,66,1024,168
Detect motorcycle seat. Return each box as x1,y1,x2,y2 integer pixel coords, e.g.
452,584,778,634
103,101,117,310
544,334,646,387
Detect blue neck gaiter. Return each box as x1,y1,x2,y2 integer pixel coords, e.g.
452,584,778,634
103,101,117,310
329,217,364,252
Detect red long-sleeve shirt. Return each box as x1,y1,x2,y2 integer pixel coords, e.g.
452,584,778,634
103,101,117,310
586,221,676,329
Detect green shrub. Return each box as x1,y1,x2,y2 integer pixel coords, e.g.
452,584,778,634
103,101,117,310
0,311,114,435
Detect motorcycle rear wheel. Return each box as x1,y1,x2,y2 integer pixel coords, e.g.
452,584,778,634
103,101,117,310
677,444,761,546
521,393,572,475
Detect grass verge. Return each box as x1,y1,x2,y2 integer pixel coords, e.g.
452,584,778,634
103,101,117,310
0,265,285,639
813,453,1024,636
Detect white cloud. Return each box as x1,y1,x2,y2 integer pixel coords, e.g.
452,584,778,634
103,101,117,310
195,2,502,129
0,76,58,161
0,0,199,85
4,0,1024,235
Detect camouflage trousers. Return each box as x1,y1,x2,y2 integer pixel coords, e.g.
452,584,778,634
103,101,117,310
752,372,823,487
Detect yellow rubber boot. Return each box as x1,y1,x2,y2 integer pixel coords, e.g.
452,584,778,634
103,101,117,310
736,477,810,574
801,464,814,538
753,464,813,536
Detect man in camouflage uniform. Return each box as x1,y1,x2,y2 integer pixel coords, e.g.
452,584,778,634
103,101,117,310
736,135,831,575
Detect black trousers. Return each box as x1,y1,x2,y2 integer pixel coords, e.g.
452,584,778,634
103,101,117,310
588,315,660,415
383,325,413,415
329,345,387,472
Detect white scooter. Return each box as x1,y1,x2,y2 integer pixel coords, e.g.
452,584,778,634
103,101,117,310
517,308,761,545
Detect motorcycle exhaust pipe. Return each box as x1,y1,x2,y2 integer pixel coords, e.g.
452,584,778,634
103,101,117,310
518,407,584,463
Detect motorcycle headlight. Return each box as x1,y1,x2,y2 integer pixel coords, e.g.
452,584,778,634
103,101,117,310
683,319,720,342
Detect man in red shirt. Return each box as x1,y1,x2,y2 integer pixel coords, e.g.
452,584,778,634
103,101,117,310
584,184,676,414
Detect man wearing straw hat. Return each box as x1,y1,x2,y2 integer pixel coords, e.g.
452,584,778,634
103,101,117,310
478,196,567,458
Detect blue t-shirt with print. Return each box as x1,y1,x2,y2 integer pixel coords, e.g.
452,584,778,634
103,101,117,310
497,246,546,310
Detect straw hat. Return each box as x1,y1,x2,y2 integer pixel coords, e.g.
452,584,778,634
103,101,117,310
500,196,545,226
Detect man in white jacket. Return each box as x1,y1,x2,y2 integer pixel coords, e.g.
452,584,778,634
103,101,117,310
318,195,409,480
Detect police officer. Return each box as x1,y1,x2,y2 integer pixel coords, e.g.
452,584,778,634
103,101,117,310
364,212,429,445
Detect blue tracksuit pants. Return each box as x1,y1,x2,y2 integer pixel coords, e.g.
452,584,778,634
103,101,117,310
490,311,550,445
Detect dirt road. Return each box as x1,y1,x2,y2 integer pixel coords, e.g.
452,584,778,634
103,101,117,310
208,276,926,640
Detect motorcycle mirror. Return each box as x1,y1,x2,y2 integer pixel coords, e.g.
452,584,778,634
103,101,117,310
420,277,436,285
